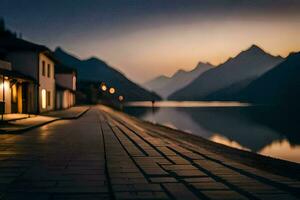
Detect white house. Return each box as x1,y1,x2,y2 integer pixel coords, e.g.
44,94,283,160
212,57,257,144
0,36,56,113
55,63,76,109
0,58,36,114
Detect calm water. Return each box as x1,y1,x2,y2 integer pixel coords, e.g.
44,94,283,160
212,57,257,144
123,101,300,164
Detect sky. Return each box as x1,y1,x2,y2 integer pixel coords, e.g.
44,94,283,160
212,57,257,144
1,0,300,83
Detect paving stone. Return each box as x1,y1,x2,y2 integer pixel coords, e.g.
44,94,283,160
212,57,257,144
171,169,207,177
0,193,50,200
184,177,215,183
201,190,248,200
190,181,230,191
112,184,163,192
0,106,298,200
162,164,197,171
110,178,149,185
165,156,189,164
150,177,178,183
162,183,199,200
51,194,110,200
114,191,169,200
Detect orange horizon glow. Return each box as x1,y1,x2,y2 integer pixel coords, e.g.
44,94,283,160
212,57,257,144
58,15,300,83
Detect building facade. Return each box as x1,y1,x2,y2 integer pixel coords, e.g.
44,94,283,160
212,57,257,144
39,53,55,112
0,36,56,113
0,59,36,114
55,63,76,109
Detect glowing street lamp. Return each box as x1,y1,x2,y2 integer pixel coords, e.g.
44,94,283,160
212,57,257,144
101,84,107,91
100,82,107,91
118,95,124,101
109,87,116,94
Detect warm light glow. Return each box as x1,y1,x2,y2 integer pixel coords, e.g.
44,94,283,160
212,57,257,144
125,101,250,107
0,81,10,91
41,89,46,109
74,18,300,83
109,87,116,94
118,95,124,101
0,80,10,101
210,134,250,151
101,84,107,91
12,84,17,103
259,140,300,163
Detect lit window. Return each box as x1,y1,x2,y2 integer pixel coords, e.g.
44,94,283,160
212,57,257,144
41,89,46,109
42,61,46,76
12,84,17,103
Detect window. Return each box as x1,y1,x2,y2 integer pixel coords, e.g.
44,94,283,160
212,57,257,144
42,61,46,76
12,84,17,103
47,91,51,106
41,89,46,109
47,64,51,78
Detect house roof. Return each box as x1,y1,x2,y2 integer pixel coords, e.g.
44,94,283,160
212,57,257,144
0,35,57,62
0,68,36,83
55,62,77,75
56,83,75,92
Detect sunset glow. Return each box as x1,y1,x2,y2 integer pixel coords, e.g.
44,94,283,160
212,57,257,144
1,0,299,83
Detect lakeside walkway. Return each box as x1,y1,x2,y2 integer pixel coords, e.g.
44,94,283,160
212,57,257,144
0,106,89,133
0,105,299,200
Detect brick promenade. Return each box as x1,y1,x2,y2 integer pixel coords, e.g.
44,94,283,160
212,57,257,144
0,106,299,200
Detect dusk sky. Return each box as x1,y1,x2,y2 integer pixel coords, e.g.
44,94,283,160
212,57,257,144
1,0,300,83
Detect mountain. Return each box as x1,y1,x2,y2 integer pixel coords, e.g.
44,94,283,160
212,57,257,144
168,45,284,100
144,62,214,98
143,75,170,95
237,52,300,105
205,78,255,101
54,47,161,101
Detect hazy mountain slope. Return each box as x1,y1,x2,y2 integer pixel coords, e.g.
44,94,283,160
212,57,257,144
237,52,300,104
54,47,161,101
143,75,170,93
168,45,283,100
205,78,255,101
144,62,214,98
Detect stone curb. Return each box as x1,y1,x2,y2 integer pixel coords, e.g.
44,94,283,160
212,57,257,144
0,107,90,134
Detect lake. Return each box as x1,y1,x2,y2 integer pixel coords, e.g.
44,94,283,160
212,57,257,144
122,101,300,164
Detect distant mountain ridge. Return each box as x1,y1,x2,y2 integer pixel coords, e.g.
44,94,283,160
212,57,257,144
144,62,214,98
236,52,300,104
54,48,161,101
168,45,284,100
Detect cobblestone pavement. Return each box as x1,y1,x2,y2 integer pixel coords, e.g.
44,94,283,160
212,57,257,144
0,106,299,200
41,106,90,119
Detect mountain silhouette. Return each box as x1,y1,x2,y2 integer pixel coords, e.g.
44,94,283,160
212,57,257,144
144,62,214,98
237,52,300,104
54,47,161,101
168,45,283,100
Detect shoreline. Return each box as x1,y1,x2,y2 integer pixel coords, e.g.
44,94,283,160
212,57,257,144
106,105,300,180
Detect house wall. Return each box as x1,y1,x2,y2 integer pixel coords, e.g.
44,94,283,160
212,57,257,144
0,60,12,70
56,90,75,110
6,52,38,78
5,52,39,113
0,60,12,113
56,73,76,91
0,77,11,114
63,90,75,108
39,53,55,112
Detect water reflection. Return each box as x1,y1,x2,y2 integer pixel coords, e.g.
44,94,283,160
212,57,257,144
123,102,300,163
